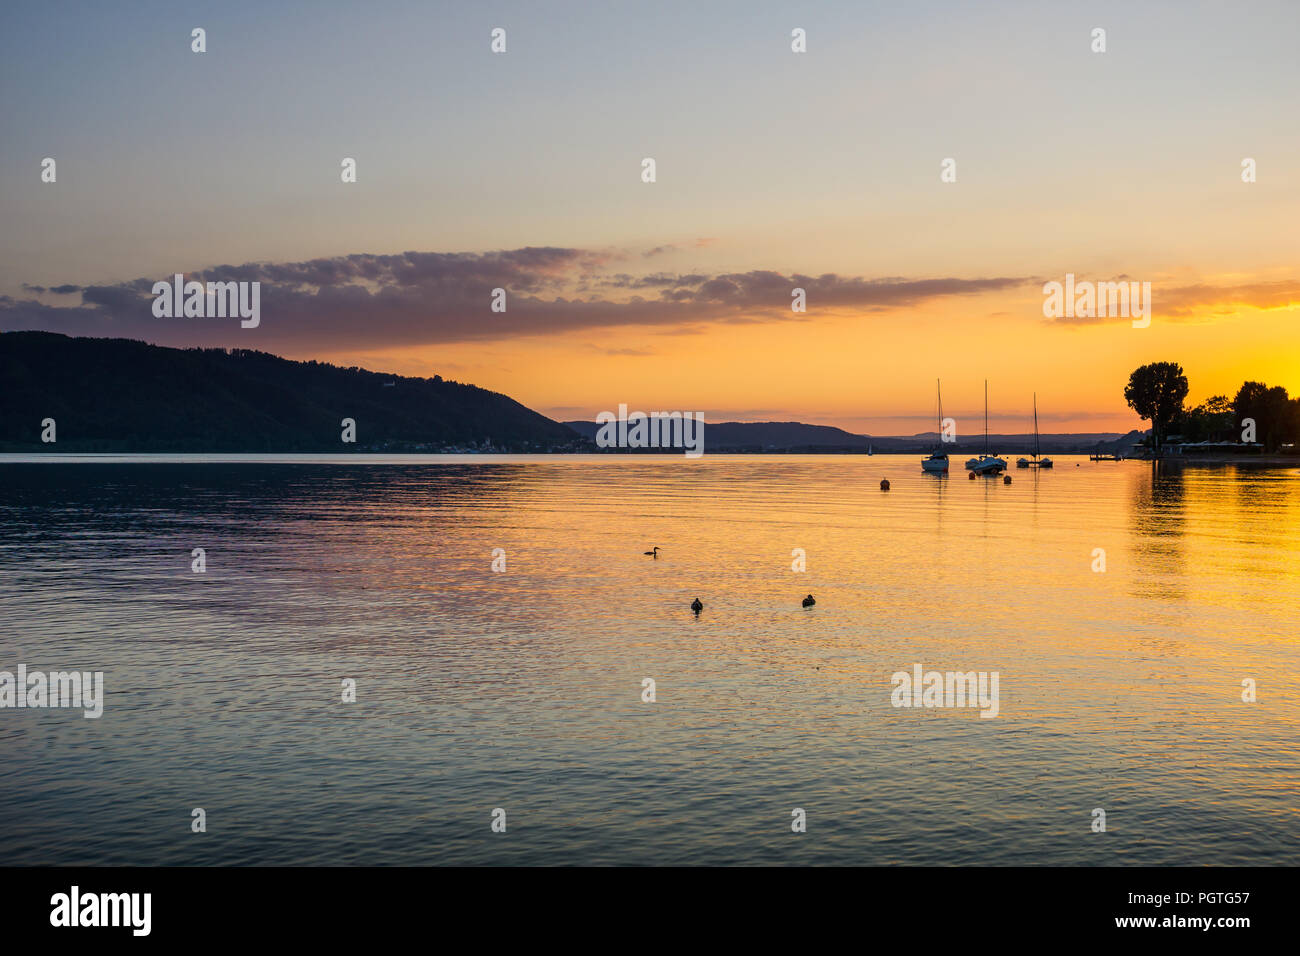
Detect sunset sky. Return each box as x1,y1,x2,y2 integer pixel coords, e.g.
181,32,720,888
3,0,1299,434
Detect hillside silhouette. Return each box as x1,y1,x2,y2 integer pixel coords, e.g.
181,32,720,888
0,332,584,451
564,418,1137,453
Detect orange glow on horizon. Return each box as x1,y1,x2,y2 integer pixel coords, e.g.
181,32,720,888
311,287,1300,436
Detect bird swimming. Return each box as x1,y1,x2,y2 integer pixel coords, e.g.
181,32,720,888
802,594,816,608
644,547,661,557
691,597,703,615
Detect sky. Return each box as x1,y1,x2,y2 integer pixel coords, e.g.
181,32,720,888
2,0,1299,435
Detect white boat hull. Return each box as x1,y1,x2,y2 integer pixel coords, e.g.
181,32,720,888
967,455,1008,474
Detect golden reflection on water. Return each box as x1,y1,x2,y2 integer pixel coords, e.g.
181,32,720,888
0,455,1297,864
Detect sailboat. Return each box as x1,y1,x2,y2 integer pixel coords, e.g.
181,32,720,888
921,379,949,473
1016,393,1054,468
965,380,1008,474
1035,394,1053,467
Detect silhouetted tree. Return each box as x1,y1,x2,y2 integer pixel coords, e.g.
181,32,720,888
1124,362,1189,452
1233,381,1294,450
1176,394,1234,442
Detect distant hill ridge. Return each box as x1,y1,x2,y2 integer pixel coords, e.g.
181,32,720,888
564,418,1138,453
563,419,871,449
0,332,582,451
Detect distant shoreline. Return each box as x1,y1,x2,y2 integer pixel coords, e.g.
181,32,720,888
2,451,1297,468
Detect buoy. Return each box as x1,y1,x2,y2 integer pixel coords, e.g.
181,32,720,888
1003,475,1012,484
968,472,976,480
880,478,890,490
690,597,703,615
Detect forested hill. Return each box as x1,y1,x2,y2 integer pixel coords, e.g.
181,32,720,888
0,332,584,452
564,418,871,450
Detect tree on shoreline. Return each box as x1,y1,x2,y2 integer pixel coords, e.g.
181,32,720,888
1125,365,1300,453
1233,381,1297,451
1176,394,1234,443
1124,362,1189,452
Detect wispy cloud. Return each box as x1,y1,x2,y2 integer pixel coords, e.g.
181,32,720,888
1161,280,1300,319
1047,278,1300,325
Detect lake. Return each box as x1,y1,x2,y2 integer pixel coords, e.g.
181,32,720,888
1,454,1297,865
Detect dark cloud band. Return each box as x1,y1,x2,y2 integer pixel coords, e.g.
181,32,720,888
2,246,1032,352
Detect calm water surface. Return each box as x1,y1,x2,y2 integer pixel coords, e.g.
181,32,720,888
1,454,1297,865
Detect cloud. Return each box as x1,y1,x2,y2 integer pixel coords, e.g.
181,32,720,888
1,246,1033,353
1160,280,1300,319
583,343,656,357
23,283,84,295
1046,277,1300,325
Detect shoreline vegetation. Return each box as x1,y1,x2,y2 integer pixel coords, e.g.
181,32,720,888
1124,361,1300,460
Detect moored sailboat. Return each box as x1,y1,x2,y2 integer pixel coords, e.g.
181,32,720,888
1036,393,1053,468
965,380,1007,474
921,379,949,473
1018,393,1053,468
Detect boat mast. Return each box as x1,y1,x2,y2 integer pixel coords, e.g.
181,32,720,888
1033,393,1040,461
984,380,989,455
937,378,943,450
